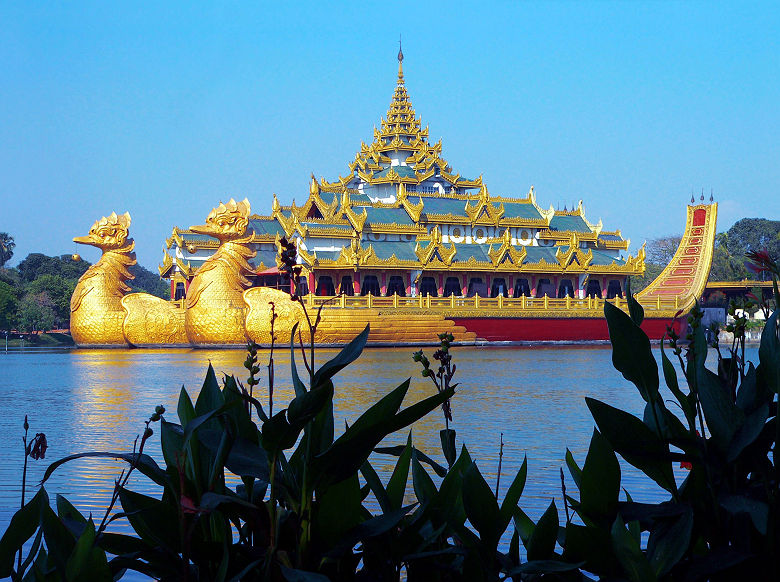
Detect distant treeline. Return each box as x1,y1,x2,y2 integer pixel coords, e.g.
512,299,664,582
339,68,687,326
0,250,168,333
633,217,780,291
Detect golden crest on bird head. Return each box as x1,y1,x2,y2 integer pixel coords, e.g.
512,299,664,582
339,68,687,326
190,198,251,240
74,211,132,249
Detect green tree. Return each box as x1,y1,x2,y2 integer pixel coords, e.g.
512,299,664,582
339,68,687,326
129,264,169,299
16,292,56,332
0,233,14,267
26,274,74,328
0,280,17,330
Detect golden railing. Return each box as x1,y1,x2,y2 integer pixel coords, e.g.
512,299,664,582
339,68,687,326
302,292,687,315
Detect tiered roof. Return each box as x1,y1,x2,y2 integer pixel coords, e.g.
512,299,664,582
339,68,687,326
160,49,643,281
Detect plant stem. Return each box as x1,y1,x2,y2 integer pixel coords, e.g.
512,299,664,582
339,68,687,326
495,432,504,500
18,419,29,574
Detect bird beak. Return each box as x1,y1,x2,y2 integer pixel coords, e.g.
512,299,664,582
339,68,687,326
73,235,96,246
188,224,212,235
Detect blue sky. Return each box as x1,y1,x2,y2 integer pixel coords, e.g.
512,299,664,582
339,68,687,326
1,1,778,268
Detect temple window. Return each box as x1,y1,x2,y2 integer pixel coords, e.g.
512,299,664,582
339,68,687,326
419,276,438,297
514,278,531,297
443,276,462,296
490,277,508,298
536,278,554,297
174,282,186,300
340,276,354,296
297,276,309,297
558,279,574,298
361,275,381,296
387,275,406,296
585,280,602,298
467,277,487,297
316,276,335,296
606,279,623,299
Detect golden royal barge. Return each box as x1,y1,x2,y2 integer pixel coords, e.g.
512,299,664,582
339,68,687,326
69,50,717,347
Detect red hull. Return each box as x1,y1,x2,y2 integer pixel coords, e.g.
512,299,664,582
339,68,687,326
451,317,680,342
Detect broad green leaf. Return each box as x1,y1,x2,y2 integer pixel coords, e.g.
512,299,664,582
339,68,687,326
411,449,437,505
660,340,695,427
695,342,744,454
580,429,620,524
41,452,167,488
177,385,196,425
287,382,333,426
375,444,447,478
587,398,677,494
55,495,86,538
499,455,527,527
160,420,185,470
719,494,769,534
440,428,456,467
65,518,111,582
311,324,369,389
0,487,48,577
315,472,363,545
40,504,76,575
626,281,644,326
647,507,693,577
565,448,582,489
194,363,224,425
513,507,535,545
758,310,779,394
507,560,584,575
359,460,391,513
462,462,502,548
280,565,331,581
563,523,616,576
117,487,180,551
605,300,659,403
289,323,307,397
610,515,656,582
526,500,559,561
386,433,412,510
728,403,769,462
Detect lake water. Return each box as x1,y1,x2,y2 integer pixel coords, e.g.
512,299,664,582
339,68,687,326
0,342,755,575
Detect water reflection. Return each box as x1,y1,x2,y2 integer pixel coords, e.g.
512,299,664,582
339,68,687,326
0,345,757,545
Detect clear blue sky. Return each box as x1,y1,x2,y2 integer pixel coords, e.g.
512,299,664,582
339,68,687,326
1,1,778,269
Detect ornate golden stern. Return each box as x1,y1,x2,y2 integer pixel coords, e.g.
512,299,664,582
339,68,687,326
636,203,718,315
70,212,136,347
184,199,256,345
121,293,187,346
244,287,307,345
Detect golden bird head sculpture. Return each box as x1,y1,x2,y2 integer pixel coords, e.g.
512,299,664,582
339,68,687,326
73,212,133,250
190,198,251,242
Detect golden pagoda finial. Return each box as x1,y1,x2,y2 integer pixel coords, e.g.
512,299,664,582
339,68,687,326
398,35,404,83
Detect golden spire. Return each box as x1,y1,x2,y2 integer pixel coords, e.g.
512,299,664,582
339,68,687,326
397,35,404,83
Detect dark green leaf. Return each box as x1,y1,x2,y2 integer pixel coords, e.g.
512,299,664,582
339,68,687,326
605,300,659,403
289,323,307,398
65,518,111,582
280,565,331,581
56,495,87,538
311,324,369,389
563,523,616,576
695,335,744,454
41,452,167,488
565,448,582,489
160,420,185,470
526,500,559,561
462,462,502,548
375,444,447,478
499,455,527,527
647,507,693,577
513,507,535,546
359,460,391,513
626,281,644,326
40,504,76,575
118,487,180,551
507,559,584,575
728,403,769,462
194,363,224,426
440,428,456,467
0,487,48,577
386,433,412,510
610,515,656,582
580,429,620,523
660,340,695,427
411,449,437,505
287,382,333,427
719,494,769,534
758,310,779,394
587,398,677,494
315,472,363,544
177,385,196,425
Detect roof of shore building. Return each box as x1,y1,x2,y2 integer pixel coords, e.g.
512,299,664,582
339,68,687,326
161,48,643,278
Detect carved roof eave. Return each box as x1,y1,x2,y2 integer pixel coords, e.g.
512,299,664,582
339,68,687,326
158,249,174,277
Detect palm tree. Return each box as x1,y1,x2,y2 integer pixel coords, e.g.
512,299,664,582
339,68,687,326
0,233,15,267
